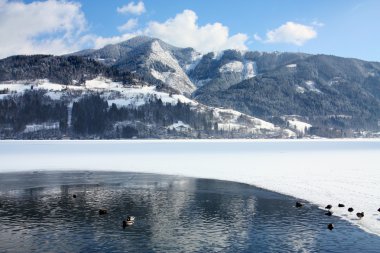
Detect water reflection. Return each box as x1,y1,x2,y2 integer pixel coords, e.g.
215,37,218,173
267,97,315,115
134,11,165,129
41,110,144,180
0,172,380,252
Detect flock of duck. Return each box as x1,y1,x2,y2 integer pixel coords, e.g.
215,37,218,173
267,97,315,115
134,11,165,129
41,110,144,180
295,201,380,231
73,194,135,228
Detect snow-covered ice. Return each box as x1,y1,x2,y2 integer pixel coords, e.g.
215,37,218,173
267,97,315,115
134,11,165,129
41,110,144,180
0,140,379,236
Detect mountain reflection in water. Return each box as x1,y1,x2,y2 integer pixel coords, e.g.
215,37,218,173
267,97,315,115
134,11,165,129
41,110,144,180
0,171,379,253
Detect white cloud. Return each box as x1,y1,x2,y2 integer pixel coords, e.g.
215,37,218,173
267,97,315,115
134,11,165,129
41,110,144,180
0,0,88,59
0,3,248,57
94,9,248,53
311,20,325,27
257,21,317,46
117,1,145,15
143,10,248,53
93,33,137,49
253,33,262,41
118,18,138,32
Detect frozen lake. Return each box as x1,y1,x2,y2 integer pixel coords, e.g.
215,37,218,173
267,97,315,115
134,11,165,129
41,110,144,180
1,171,380,253
1,139,380,236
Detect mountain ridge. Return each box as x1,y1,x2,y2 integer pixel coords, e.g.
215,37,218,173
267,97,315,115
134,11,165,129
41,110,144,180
1,35,380,138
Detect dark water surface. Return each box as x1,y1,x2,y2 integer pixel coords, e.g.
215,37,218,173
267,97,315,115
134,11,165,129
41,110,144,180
0,171,379,253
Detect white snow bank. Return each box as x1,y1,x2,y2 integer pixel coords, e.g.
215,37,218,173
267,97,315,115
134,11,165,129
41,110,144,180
1,140,379,237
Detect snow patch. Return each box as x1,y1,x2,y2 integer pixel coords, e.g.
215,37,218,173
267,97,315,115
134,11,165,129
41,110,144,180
243,61,257,79
286,64,297,68
212,107,277,133
23,122,60,133
167,121,192,131
328,77,344,86
219,61,244,73
218,60,256,80
185,51,203,72
85,77,114,89
106,85,197,109
286,118,312,134
194,78,212,88
45,91,62,100
295,86,306,93
212,51,225,61
304,80,321,93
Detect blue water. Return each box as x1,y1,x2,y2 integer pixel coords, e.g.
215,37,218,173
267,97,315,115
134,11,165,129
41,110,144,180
0,171,379,252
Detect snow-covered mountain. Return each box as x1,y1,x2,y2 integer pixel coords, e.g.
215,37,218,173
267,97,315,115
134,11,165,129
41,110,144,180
2,35,380,138
72,36,198,96
0,77,295,139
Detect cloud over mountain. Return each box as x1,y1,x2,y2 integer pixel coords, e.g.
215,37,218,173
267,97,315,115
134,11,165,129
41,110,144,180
96,9,249,53
255,21,317,46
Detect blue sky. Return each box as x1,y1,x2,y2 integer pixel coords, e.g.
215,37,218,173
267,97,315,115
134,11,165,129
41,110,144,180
1,0,379,61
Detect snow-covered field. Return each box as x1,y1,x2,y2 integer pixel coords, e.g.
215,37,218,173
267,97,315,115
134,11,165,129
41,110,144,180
0,139,379,236
0,77,287,135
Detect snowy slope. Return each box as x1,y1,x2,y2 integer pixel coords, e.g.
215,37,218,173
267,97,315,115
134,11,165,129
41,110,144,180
147,41,196,95
219,61,244,73
284,117,312,134
211,107,286,135
218,60,257,80
0,77,290,137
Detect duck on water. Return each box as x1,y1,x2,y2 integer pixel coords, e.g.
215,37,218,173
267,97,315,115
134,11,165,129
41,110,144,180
123,216,135,228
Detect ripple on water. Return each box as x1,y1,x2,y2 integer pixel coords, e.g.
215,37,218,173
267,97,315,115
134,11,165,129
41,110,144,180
0,171,379,253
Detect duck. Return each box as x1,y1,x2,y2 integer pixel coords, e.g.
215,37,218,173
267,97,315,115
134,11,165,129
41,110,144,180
99,209,108,215
295,202,303,208
124,216,135,226
338,203,345,207
325,211,333,216
325,204,332,210
348,207,354,213
378,208,380,212
356,212,364,219
72,194,77,199
327,223,334,230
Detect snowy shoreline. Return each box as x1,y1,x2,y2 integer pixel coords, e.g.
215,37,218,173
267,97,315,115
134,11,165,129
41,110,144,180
2,138,380,143
1,139,380,236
